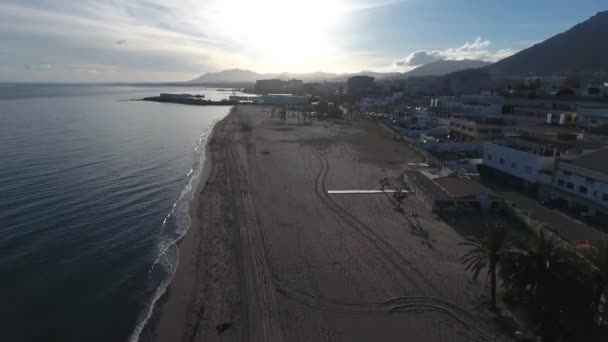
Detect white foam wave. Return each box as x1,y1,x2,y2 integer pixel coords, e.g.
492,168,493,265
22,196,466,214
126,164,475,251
127,113,228,342
128,244,177,342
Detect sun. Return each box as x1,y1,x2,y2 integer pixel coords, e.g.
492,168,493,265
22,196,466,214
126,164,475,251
204,0,348,71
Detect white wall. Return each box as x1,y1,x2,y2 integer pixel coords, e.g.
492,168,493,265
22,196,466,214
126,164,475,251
552,167,608,208
483,142,555,183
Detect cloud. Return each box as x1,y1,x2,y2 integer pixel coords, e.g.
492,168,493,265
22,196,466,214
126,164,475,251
0,0,401,81
394,50,444,68
393,37,516,70
24,64,52,70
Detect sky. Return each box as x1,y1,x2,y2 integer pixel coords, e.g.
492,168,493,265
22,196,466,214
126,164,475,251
0,0,606,82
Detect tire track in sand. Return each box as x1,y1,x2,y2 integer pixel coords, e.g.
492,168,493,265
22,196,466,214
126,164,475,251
225,129,285,342
266,144,494,342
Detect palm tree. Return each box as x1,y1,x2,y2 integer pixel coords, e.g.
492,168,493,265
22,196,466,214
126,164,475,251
585,240,608,325
461,223,508,310
392,187,406,211
379,177,390,191
500,229,595,339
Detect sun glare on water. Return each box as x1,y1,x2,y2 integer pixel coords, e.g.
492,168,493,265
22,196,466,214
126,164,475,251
206,0,349,71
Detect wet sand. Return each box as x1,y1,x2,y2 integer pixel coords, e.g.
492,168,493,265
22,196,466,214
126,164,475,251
154,105,508,342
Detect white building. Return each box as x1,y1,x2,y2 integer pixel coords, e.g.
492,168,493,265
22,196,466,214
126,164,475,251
481,135,599,194
436,95,504,115
258,94,310,106
541,148,608,217
483,141,556,186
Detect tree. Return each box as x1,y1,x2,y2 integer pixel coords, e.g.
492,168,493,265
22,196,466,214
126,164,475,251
564,74,581,90
500,230,595,340
379,177,390,191
392,187,406,211
461,223,508,310
585,241,608,325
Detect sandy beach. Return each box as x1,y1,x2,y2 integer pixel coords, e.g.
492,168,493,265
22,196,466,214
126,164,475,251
153,105,507,342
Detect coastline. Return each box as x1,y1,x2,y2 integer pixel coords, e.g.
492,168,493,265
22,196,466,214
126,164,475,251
152,105,240,342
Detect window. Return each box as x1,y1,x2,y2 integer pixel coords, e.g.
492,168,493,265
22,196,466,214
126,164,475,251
511,162,517,169
567,182,574,189
557,179,565,186
579,186,588,194
603,194,608,202
487,154,493,161
499,158,505,165
563,171,572,177
585,177,595,184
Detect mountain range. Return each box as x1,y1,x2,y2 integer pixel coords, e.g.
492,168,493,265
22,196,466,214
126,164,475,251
486,10,608,76
188,10,608,84
188,59,491,84
400,59,491,78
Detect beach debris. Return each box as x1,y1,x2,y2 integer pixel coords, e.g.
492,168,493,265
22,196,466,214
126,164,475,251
216,322,233,334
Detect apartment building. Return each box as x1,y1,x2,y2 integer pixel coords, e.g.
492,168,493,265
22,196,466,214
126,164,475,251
541,148,608,218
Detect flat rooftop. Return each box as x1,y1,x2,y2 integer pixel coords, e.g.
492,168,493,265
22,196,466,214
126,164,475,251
492,135,600,156
405,171,497,200
561,148,608,174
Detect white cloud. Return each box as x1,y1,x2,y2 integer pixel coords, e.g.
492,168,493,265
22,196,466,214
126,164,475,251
393,50,444,68
393,37,516,71
24,64,52,70
0,0,400,81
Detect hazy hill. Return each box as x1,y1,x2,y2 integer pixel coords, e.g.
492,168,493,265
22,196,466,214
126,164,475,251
188,69,401,84
404,59,491,77
188,69,264,83
487,11,608,76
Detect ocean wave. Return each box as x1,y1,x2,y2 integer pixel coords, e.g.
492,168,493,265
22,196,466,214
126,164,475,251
127,115,226,342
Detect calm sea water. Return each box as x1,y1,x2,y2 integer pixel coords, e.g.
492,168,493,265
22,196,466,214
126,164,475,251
0,84,237,342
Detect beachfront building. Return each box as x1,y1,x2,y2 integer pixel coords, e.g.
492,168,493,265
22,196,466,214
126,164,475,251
503,97,608,127
540,148,608,219
482,136,597,194
434,95,504,115
404,170,501,212
257,94,310,106
448,116,506,141
255,79,304,94
346,76,374,98
482,139,557,194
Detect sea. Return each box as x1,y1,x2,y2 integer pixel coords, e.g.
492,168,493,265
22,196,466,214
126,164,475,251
0,84,240,342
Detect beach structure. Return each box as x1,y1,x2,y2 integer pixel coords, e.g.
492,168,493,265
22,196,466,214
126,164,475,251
404,170,501,212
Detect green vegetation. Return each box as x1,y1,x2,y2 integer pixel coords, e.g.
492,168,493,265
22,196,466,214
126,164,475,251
379,177,390,191
461,224,508,310
392,187,407,211
462,228,608,340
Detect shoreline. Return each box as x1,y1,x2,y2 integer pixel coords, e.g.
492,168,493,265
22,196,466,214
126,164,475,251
151,105,238,342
